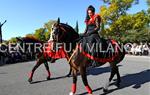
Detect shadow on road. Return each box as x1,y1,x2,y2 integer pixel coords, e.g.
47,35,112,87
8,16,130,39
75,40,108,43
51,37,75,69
30,75,68,84
77,87,103,95
29,64,121,84
78,69,150,95
118,69,150,89
87,65,122,76
0,72,8,74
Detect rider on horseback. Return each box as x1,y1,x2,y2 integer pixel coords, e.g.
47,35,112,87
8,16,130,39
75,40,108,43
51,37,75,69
83,5,101,67
84,5,101,37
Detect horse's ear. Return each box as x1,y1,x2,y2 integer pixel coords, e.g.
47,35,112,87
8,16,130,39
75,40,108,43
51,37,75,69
57,17,60,24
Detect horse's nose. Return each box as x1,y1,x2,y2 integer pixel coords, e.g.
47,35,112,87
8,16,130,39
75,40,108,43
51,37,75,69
52,31,56,36
52,33,55,38
52,32,55,35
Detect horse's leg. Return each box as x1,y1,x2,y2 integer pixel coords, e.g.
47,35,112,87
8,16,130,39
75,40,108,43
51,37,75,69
66,53,72,77
44,61,51,80
80,67,93,95
28,59,42,83
115,65,121,87
112,52,125,87
103,63,116,92
66,64,72,77
69,69,78,95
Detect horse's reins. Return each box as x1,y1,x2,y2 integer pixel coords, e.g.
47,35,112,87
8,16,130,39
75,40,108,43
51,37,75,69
58,26,67,41
57,26,71,59
59,26,79,70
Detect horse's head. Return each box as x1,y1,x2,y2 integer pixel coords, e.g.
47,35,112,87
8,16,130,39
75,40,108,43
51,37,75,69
51,18,66,43
51,18,79,53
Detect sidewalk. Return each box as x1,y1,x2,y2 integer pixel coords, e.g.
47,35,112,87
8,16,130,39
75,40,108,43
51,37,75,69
125,54,150,59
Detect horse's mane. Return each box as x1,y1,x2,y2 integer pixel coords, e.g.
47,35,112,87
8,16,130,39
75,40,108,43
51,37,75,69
22,23,78,43
60,23,78,34
59,23,79,41
22,36,44,43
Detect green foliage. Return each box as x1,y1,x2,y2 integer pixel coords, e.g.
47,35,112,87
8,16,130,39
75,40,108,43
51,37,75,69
44,20,56,32
44,20,56,41
123,28,150,43
132,11,149,31
25,20,56,42
34,28,46,41
44,30,50,41
147,0,150,6
9,37,17,43
100,0,150,43
26,33,34,38
100,0,134,39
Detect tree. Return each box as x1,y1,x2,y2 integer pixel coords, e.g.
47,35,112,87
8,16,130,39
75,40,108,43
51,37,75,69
74,21,79,33
132,10,149,31
44,20,56,32
100,0,150,43
26,33,34,38
34,28,46,41
147,0,150,27
0,20,7,43
44,30,50,41
100,0,136,41
147,0,150,6
44,20,56,41
9,37,17,43
31,20,57,41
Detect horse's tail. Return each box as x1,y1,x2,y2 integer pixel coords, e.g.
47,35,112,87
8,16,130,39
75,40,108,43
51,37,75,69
111,40,126,64
24,36,44,43
16,37,45,55
17,36,45,44
68,44,80,71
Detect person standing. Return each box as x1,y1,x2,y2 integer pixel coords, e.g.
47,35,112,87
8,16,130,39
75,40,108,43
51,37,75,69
0,20,7,43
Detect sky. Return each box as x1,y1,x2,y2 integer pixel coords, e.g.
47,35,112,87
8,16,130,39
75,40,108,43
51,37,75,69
0,0,149,40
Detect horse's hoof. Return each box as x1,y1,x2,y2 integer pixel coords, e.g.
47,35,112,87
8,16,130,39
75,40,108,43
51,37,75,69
102,87,108,93
116,83,120,88
47,76,51,80
28,78,32,84
69,92,74,95
50,59,56,63
66,74,71,77
116,80,121,88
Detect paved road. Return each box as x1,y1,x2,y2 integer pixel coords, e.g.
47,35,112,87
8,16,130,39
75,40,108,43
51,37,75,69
0,55,150,95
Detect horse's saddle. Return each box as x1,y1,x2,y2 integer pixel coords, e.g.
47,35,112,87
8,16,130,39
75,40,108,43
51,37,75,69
79,34,116,60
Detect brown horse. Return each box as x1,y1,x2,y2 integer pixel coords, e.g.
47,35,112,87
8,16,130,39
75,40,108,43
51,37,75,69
16,37,54,83
68,41,125,95
52,19,126,95
16,20,79,83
